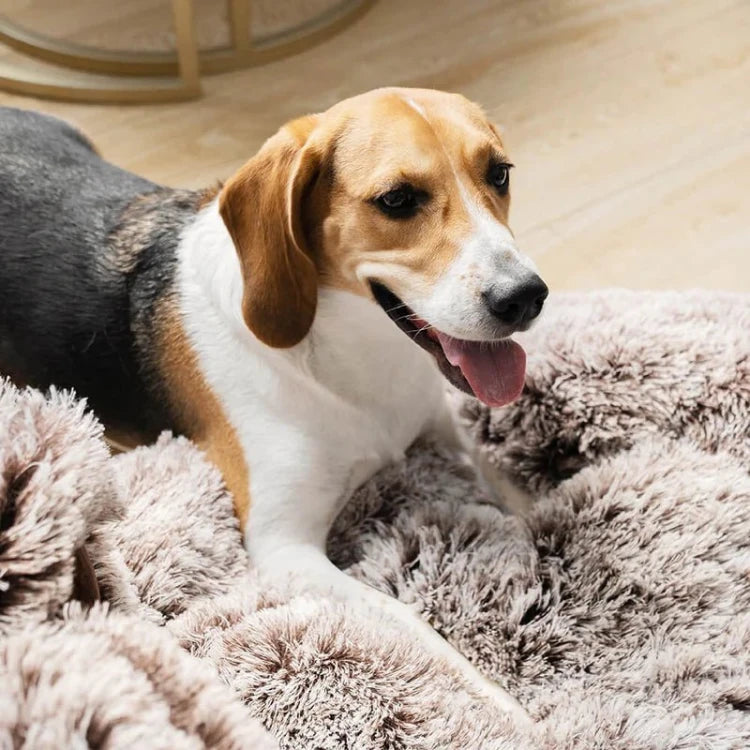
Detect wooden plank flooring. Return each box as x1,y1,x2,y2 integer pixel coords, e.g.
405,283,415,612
1,0,748,291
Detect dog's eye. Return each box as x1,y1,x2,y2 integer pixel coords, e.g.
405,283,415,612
374,185,421,219
487,162,513,194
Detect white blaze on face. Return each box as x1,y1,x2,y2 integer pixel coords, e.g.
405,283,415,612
413,159,539,340
405,97,428,118
395,93,539,340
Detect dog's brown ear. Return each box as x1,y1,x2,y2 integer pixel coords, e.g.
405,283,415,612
219,115,323,348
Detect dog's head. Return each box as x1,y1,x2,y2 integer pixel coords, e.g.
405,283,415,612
219,87,547,406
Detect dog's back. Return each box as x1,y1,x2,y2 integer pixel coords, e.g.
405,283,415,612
0,107,186,438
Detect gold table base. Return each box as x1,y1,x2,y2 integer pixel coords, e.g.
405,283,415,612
0,0,374,103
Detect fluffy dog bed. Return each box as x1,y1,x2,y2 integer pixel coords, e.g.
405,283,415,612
1,290,748,749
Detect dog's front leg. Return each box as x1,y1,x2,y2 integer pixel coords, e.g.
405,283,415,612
245,478,532,726
428,394,535,515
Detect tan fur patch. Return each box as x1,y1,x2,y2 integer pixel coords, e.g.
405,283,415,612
156,299,251,530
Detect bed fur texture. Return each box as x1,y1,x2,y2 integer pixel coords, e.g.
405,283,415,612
1,290,748,749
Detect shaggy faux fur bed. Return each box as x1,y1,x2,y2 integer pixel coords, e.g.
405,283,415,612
1,290,748,749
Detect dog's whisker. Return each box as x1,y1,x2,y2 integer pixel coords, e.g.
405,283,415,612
384,302,409,315
405,313,435,331
393,312,417,324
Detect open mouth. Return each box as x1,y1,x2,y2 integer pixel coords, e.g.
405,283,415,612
369,282,527,407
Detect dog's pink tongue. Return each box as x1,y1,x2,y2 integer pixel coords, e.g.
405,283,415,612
435,334,527,406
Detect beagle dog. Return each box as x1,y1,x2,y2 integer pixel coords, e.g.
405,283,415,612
0,89,547,724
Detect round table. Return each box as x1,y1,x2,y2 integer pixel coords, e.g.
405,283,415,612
0,0,375,103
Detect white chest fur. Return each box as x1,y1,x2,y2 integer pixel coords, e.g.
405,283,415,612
176,202,447,550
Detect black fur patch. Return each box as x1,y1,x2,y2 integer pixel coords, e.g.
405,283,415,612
0,106,205,438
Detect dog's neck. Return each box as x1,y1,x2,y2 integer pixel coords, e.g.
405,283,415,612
177,199,442,406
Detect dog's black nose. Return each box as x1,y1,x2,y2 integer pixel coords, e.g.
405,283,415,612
483,275,549,326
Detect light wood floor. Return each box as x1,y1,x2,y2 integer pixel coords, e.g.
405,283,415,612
1,0,748,292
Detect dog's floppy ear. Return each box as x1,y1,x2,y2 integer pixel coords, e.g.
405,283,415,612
219,115,323,348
